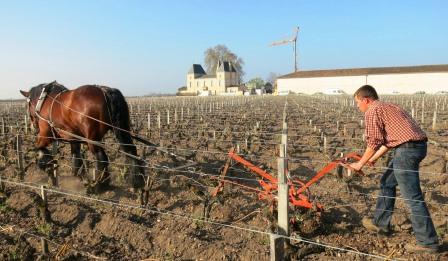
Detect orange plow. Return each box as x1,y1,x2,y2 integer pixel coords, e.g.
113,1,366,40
212,147,367,211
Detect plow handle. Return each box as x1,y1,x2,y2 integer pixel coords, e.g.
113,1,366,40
295,153,365,194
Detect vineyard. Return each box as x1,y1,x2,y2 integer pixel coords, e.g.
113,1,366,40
0,94,447,260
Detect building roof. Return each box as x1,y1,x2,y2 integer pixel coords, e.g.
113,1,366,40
279,64,448,79
217,61,237,72
188,64,206,75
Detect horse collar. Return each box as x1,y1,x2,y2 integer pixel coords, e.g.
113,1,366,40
35,87,49,113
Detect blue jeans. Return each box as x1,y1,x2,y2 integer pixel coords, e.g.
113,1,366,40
373,142,439,247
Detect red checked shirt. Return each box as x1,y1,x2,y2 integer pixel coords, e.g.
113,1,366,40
364,100,427,150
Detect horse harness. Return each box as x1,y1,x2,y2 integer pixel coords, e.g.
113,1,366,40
29,83,66,142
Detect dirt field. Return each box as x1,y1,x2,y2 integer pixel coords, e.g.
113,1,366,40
0,95,447,260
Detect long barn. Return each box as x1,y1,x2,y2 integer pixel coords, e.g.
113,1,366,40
277,64,448,95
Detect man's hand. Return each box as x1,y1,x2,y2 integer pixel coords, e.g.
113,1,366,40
348,162,364,172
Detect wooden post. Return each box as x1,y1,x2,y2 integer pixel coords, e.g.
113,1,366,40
24,115,28,135
432,110,437,130
0,176,4,193
16,135,24,179
1,117,4,136
147,113,151,130
92,167,96,182
421,99,425,123
40,185,47,209
445,152,448,173
281,123,287,149
157,112,161,129
52,162,58,186
39,185,51,222
323,136,327,154
270,233,282,261
174,108,178,123
181,107,184,121
272,143,289,261
167,109,170,125
40,185,50,255
41,237,49,256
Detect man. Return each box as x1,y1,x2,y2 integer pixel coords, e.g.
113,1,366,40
349,85,439,253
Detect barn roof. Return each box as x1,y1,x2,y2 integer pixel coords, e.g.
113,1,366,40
279,64,448,79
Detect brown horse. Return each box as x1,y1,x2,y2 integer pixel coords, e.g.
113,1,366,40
20,81,145,193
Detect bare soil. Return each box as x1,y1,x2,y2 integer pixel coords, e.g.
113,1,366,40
0,95,447,260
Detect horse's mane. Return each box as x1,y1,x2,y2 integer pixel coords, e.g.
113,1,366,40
29,81,68,101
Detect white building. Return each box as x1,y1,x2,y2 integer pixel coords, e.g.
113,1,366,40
277,64,448,95
186,61,240,95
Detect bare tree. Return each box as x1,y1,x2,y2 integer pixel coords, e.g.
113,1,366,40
204,45,245,83
266,72,280,85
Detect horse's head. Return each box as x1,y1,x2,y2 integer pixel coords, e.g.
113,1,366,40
20,81,68,133
20,88,40,133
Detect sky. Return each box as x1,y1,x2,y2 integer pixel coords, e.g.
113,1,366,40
0,0,447,99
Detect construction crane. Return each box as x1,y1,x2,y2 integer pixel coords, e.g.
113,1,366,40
270,26,300,72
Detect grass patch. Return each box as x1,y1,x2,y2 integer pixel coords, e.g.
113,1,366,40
0,202,9,213
436,225,447,237
35,222,52,236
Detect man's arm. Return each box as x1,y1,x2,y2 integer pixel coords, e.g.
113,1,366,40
349,145,389,171
349,146,376,171
369,145,389,163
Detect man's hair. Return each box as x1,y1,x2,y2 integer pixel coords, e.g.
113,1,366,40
354,85,379,100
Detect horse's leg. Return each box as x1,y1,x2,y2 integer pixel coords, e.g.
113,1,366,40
36,134,53,170
70,142,85,179
88,144,110,192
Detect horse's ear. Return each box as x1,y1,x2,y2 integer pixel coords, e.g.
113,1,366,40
20,90,30,98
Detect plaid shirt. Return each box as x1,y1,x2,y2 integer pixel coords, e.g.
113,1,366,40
364,100,427,150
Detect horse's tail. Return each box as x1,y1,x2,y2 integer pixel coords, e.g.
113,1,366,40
103,87,145,189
